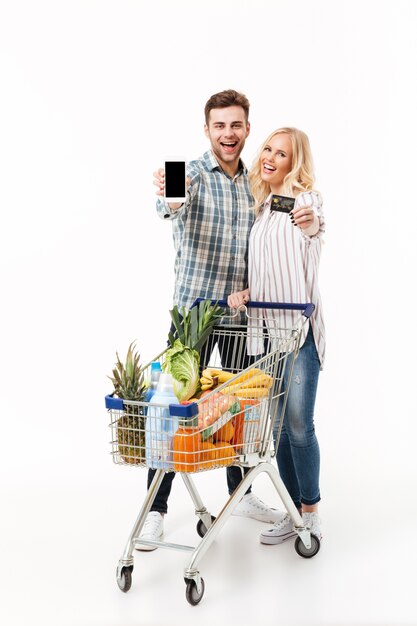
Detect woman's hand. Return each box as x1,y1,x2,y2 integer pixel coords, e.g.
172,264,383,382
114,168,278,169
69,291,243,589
291,205,320,236
228,288,250,309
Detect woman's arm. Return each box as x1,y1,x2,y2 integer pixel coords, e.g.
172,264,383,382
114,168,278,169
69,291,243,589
291,191,324,238
291,206,320,236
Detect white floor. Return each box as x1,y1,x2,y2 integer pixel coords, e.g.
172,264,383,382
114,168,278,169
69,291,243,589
3,447,417,626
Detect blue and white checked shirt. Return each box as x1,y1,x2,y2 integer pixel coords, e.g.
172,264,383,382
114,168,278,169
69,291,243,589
157,150,255,311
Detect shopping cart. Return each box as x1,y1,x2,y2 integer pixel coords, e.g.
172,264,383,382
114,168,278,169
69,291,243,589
105,301,320,605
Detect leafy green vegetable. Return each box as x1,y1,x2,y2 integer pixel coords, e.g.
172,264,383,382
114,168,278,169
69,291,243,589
163,339,200,401
168,299,224,353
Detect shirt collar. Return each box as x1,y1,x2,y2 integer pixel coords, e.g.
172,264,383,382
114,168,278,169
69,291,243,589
259,193,273,212
203,150,247,177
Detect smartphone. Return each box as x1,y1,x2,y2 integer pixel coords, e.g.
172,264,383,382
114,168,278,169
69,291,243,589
270,195,295,213
164,157,187,202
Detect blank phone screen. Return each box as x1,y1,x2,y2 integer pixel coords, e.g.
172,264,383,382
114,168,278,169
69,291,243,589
165,161,186,198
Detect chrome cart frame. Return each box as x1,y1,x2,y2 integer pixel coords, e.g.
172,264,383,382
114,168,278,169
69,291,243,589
105,300,320,605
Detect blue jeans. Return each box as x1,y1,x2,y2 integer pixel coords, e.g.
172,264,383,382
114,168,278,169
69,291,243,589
147,464,249,513
273,324,321,508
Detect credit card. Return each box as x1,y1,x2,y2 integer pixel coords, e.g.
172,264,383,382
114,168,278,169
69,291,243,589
270,195,295,213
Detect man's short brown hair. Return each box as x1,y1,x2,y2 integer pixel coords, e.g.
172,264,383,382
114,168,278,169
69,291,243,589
204,89,250,124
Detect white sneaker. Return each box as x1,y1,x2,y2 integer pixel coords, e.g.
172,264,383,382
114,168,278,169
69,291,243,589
302,511,322,540
260,514,297,544
135,511,164,551
232,493,287,523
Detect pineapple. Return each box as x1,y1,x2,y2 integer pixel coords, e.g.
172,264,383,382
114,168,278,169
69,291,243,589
109,342,147,465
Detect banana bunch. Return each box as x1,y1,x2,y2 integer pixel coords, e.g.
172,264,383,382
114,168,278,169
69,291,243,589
200,368,236,391
200,367,273,398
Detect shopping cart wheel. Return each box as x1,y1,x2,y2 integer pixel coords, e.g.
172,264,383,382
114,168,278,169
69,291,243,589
117,565,133,592
294,534,320,558
196,515,216,537
185,577,205,605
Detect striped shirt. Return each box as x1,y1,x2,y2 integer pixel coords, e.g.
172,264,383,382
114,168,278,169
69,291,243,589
248,191,326,367
157,150,255,311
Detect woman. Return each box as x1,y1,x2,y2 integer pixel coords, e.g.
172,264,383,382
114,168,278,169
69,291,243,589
228,127,325,544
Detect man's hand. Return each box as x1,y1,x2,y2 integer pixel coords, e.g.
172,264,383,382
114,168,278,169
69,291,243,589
290,205,320,237
153,168,165,196
153,168,190,211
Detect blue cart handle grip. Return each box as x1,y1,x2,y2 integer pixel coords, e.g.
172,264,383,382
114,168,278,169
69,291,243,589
192,298,315,319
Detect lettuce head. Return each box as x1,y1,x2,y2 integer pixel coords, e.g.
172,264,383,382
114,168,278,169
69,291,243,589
164,339,200,401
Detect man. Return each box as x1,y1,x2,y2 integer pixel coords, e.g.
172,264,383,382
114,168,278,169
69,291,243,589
139,90,284,549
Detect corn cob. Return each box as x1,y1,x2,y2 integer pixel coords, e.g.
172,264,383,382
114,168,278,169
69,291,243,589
229,387,270,399
221,373,273,394
231,368,264,385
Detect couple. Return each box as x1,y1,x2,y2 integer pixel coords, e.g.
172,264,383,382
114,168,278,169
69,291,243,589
141,89,325,549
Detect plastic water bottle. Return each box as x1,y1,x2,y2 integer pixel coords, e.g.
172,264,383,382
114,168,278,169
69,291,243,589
144,361,162,404
145,373,179,469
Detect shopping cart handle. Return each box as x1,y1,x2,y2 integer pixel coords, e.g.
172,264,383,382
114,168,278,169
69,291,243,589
245,301,315,319
105,394,124,410
105,394,200,413
192,298,315,319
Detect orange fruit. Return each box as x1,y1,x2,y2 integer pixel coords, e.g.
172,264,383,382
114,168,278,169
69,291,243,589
173,428,201,472
214,441,236,466
213,420,235,443
198,441,217,470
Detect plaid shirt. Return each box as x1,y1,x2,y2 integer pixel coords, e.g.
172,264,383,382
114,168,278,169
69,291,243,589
157,150,255,311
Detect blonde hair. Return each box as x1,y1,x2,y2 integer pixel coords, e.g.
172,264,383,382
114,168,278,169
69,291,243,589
249,127,315,213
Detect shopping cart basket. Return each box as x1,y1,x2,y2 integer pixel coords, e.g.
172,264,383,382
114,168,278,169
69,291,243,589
105,300,320,605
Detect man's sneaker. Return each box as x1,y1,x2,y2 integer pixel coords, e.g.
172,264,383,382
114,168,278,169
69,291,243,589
260,514,297,544
232,493,286,523
302,511,322,540
135,512,164,551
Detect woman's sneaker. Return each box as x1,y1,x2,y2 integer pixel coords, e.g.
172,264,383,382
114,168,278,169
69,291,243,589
135,512,164,551
302,511,322,540
260,511,322,545
232,493,286,523
259,514,297,544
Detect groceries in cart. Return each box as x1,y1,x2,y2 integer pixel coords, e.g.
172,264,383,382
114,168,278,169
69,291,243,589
107,300,274,472
201,367,273,397
108,341,147,465
107,300,221,464
108,351,273,471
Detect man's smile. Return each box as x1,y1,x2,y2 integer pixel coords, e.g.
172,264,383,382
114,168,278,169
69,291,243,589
220,141,238,152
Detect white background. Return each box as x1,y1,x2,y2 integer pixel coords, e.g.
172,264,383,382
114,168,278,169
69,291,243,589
1,1,417,625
